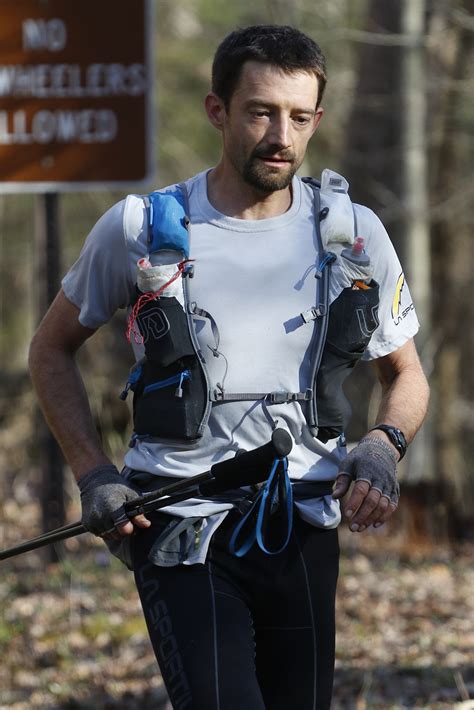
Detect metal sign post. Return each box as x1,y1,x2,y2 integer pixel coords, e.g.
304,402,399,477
34,192,65,562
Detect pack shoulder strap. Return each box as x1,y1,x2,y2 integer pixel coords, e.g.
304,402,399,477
301,178,336,436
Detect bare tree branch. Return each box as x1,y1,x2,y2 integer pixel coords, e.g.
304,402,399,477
332,27,419,47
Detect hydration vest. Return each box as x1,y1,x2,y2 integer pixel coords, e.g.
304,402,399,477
121,171,380,446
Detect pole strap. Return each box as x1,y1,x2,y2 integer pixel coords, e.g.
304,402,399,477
228,457,293,557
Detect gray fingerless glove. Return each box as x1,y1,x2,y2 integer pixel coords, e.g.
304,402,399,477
78,464,141,535
339,436,400,505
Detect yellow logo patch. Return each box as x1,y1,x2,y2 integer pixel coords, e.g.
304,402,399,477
392,273,405,319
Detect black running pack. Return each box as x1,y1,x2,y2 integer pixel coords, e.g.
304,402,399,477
121,178,380,446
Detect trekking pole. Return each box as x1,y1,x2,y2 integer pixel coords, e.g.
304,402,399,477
0,429,292,561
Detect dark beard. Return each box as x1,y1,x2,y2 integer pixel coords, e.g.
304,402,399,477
241,149,298,192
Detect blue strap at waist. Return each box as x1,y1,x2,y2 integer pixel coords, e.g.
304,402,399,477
228,457,293,557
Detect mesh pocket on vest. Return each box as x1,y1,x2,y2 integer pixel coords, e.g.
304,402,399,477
316,281,380,442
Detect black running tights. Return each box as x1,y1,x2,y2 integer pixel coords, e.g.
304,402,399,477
132,510,339,710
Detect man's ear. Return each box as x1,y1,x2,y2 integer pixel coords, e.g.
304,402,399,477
205,92,226,130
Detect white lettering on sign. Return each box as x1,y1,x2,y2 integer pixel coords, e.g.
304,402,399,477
0,109,118,144
0,63,147,97
22,19,68,52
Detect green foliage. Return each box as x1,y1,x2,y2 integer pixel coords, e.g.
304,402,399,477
0,617,26,648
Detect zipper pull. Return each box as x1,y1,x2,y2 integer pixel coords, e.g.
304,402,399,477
119,361,144,400
128,433,139,448
119,381,131,400
175,369,190,398
315,251,337,279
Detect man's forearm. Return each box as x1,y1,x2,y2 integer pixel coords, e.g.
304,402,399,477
29,337,111,480
332,341,429,527
369,340,430,455
373,366,429,443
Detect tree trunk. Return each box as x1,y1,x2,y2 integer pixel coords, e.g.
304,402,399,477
343,0,404,250
399,0,434,484
342,0,404,443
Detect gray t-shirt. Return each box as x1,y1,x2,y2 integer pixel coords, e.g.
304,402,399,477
62,169,419,532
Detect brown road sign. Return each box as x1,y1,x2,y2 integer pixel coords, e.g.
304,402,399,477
0,0,154,192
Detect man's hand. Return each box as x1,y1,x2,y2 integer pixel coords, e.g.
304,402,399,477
78,464,151,539
332,436,399,532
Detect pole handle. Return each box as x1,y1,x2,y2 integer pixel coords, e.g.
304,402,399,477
200,428,292,494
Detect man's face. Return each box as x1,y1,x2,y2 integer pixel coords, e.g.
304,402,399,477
219,61,322,192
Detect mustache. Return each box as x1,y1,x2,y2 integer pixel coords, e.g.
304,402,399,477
251,145,295,161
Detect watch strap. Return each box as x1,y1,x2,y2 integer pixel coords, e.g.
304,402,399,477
369,424,407,460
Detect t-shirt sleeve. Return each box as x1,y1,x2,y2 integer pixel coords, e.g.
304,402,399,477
61,199,134,329
357,205,420,360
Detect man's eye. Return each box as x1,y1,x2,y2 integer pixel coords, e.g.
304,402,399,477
251,111,269,118
293,116,311,126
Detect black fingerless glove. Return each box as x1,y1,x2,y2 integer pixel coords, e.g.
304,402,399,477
78,464,141,535
339,436,400,505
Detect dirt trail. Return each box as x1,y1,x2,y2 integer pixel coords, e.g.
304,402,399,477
0,512,472,709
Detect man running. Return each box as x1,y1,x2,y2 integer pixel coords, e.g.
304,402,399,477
29,25,429,709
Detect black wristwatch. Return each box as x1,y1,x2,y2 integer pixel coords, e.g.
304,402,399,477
369,424,407,460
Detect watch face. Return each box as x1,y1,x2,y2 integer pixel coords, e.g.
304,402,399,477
372,425,407,458
394,428,406,447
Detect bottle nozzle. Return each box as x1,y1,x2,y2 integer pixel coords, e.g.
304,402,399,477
352,237,365,256
340,236,370,268
137,257,152,269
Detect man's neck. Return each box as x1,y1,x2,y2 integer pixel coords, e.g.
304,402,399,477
206,164,292,220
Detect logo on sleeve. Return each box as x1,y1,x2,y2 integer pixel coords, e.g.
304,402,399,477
392,273,414,325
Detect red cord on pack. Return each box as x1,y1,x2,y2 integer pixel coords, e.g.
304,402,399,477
126,259,193,344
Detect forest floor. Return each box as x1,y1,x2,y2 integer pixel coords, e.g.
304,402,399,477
0,498,473,710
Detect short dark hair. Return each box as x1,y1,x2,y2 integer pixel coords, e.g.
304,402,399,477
212,25,327,108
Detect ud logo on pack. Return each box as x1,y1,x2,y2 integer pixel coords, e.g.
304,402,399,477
137,307,171,343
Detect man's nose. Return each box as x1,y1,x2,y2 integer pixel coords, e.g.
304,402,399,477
267,117,291,148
